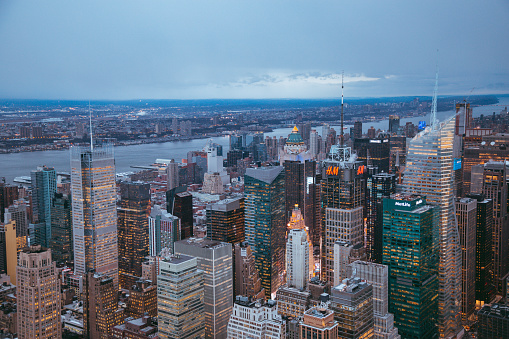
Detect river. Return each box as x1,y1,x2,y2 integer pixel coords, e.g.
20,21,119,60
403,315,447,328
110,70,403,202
1,97,508,184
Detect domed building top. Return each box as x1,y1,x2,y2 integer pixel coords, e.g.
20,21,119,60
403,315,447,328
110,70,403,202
286,126,305,145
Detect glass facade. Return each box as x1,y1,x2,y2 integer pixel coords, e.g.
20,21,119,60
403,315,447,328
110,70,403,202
382,195,438,339
31,166,57,247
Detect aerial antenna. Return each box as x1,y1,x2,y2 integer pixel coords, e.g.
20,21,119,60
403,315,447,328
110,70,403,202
89,101,94,151
430,50,439,130
340,71,344,146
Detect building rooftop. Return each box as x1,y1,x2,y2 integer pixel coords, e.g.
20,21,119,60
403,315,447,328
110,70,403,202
176,237,228,250
478,303,509,319
245,166,284,184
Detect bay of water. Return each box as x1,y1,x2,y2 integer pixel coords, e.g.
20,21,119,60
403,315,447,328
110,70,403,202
1,97,507,184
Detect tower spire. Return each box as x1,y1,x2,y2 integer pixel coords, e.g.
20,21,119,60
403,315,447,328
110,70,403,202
430,51,439,130
340,71,344,146
89,101,94,151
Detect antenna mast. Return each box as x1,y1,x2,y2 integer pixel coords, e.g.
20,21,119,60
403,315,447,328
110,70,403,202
89,101,94,151
430,51,439,130
340,71,344,146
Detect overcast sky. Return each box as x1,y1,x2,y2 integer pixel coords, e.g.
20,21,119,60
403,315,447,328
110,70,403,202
0,0,508,100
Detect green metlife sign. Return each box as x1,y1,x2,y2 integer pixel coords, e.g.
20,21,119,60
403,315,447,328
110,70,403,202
384,196,426,211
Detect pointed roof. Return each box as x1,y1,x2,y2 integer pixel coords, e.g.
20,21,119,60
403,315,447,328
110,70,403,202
286,126,304,144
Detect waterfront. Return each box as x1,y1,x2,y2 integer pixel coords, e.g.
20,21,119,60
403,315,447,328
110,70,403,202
1,97,507,184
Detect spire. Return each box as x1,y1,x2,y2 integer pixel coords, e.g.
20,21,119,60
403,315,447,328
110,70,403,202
395,150,400,168
89,101,94,151
430,51,439,130
340,71,344,146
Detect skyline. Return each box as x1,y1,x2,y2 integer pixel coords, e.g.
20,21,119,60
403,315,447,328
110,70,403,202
0,0,508,100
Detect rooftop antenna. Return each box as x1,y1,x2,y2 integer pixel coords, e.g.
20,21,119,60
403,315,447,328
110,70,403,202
89,101,94,151
430,50,439,130
340,71,344,146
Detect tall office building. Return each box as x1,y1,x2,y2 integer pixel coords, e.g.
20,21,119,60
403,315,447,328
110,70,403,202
477,303,509,338
175,238,233,339
321,144,365,283
310,129,319,157
467,194,496,306
244,166,286,297
334,241,367,286
366,172,395,263
206,197,245,244
382,195,438,339
83,271,124,339
117,181,151,288
126,279,157,318
300,304,339,339
480,161,509,292
2,220,17,284
455,102,472,136
5,200,29,241
353,121,363,139
286,228,312,290
353,137,391,173
157,254,205,339
0,183,18,224
148,205,181,256
31,166,57,247
389,136,407,175
234,242,265,300
455,197,477,323
167,189,193,239
388,115,400,134
71,143,118,287
330,276,374,339
227,297,285,339
49,193,73,264
347,261,400,339
16,245,61,339
401,116,462,337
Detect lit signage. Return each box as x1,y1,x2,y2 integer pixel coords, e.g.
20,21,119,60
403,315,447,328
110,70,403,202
453,158,462,171
394,201,411,207
418,121,426,130
306,176,314,194
357,165,366,175
326,166,339,176
415,199,423,205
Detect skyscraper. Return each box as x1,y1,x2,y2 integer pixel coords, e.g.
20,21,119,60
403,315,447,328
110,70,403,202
31,166,57,247
157,254,205,339
347,261,400,339
366,172,395,263
206,197,245,245
321,144,365,283
175,238,233,339
16,245,61,339
286,228,312,290
480,161,509,292
148,205,181,256
234,242,265,300
310,129,319,158
383,195,438,339
71,143,118,287
401,116,462,337
244,166,286,297
300,304,339,339
168,190,193,239
389,115,400,134
353,121,363,140
2,220,17,284
117,181,151,289
353,137,390,173
83,271,124,339
455,197,477,323
330,276,374,339
49,193,73,264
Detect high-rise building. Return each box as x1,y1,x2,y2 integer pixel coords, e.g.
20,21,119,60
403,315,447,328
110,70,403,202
477,303,509,338
148,205,181,256
455,197,477,323
175,238,233,339
71,143,118,287
389,115,400,134
467,194,496,306
158,254,205,339
310,129,319,158
455,102,472,136
389,136,407,174
166,159,180,191
5,200,29,242
0,183,18,224
330,276,374,339
244,166,286,297
126,279,157,318
206,197,245,244
347,261,400,339
84,271,124,339
227,297,285,339
353,137,390,173
31,166,57,247
321,144,365,283
367,126,376,139
234,242,265,300
111,316,158,339
401,116,462,337
117,181,151,289
49,193,73,264
168,190,193,239
333,241,366,286
300,304,339,339
353,121,363,140
16,245,61,339
480,161,509,292
382,195,438,339
366,172,395,263
2,220,17,284
275,285,311,319
286,209,313,289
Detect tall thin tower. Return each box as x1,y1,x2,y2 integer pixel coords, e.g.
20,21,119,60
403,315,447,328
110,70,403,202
71,121,118,287
340,71,344,146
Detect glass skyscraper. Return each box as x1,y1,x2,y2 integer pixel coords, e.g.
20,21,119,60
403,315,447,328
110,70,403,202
71,143,118,288
383,195,438,339
401,117,462,337
31,166,57,247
